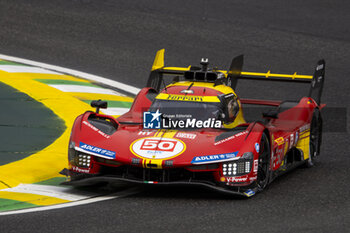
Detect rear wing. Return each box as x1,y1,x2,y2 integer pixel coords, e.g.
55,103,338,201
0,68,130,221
230,57,325,105
146,49,325,105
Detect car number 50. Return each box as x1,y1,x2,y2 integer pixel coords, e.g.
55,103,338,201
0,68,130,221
140,139,176,152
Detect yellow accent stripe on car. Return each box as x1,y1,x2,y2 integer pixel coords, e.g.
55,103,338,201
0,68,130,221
152,49,165,71
167,81,235,95
154,130,163,137
274,137,285,146
216,70,313,80
142,159,163,169
150,49,312,81
153,129,178,138
241,71,313,80
299,129,311,136
163,67,191,71
157,67,313,81
156,93,220,102
162,130,178,138
296,131,310,160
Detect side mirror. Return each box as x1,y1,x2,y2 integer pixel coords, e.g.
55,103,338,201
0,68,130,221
218,93,238,123
91,99,108,114
218,94,229,123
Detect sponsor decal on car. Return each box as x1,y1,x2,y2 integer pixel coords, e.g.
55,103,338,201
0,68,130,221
243,189,255,197
156,93,220,103
290,133,294,149
72,166,90,173
167,95,204,102
191,152,238,164
83,121,111,139
78,142,116,159
214,130,248,145
295,131,299,145
274,148,283,168
138,130,154,136
175,132,197,140
274,137,284,146
255,143,260,153
253,159,258,173
226,176,248,182
316,63,324,71
130,137,186,159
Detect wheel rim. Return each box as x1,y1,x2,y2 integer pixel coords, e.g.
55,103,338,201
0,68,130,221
257,135,270,189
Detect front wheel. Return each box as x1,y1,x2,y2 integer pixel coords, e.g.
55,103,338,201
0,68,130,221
256,133,271,190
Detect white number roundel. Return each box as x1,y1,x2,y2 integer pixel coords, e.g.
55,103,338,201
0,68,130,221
130,137,185,159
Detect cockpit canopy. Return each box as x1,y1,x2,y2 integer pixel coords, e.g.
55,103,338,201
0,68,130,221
148,92,241,129
149,99,225,122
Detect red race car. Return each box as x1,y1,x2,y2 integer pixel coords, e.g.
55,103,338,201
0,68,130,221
62,49,325,197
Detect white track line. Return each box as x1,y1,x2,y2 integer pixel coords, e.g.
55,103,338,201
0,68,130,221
0,184,94,201
0,196,115,216
101,107,130,116
0,187,141,216
48,84,124,95
0,54,141,95
0,65,62,74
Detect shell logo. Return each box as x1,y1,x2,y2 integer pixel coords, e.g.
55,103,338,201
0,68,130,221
130,137,186,160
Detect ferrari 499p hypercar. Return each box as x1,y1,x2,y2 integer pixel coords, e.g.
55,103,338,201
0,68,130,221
62,49,325,197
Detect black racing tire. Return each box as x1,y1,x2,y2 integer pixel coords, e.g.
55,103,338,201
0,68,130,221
256,133,271,190
306,109,323,167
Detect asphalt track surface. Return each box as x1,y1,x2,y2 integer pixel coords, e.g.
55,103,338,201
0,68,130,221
0,0,349,232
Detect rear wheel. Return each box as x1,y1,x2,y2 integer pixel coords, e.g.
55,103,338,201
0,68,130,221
256,133,271,190
306,109,322,167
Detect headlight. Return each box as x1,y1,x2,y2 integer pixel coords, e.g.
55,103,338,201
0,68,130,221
222,152,253,176
75,153,91,168
68,142,91,168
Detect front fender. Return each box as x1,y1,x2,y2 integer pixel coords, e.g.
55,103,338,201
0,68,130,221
239,122,266,158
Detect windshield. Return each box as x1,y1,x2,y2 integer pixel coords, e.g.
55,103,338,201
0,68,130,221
149,99,224,122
